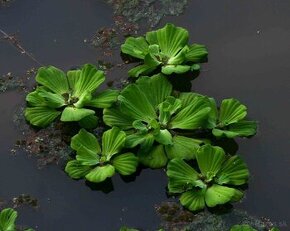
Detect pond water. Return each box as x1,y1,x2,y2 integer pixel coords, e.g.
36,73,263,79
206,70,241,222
0,0,290,230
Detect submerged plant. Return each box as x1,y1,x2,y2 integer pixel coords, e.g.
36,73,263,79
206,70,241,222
167,144,249,212
0,208,34,231
65,127,138,183
25,64,119,127
121,23,208,77
103,74,212,168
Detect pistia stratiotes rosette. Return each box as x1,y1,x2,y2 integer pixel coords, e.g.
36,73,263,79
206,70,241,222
103,74,212,168
65,127,138,183
121,23,208,77
230,225,280,231
25,64,119,128
167,144,249,212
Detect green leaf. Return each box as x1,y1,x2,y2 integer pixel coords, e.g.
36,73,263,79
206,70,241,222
25,107,61,127
196,145,225,181
87,89,119,108
118,83,156,122
138,145,167,169
75,146,99,166
185,44,208,62
72,64,105,97
154,129,173,145
85,164,115,183
217,155,249,186
146,23,189,58
0,208,17,231
230,224,257,231
119,226,140,231
128,63,158,78
218,98,247,126
26,87,50,107
112,153,138,175
36,66,69,95
78,115,98,129
65,160,92,179
135,75,172,108
169,96,211,129
161,65,191,75
60,107,95,121
165,136,200,160
102,127,126,158
167,158,199,193
178,92,203,108
180,189,206,212
121,36,149,59
205,184,240,207
103,108,135,130
158,96,182,126
71,128,101,153
37,87,66,108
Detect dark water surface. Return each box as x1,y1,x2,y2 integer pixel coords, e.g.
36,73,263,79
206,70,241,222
1,0,290,230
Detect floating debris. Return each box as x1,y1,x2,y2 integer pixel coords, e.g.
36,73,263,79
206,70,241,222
12,194,38,209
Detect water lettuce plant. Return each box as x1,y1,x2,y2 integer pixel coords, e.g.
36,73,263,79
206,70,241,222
230,225,279,231
121,23,208,77
208,98,257,138
25,64,119,127
103,74,211,168
0,208,34,231
167,144,249,212
65,127,138,183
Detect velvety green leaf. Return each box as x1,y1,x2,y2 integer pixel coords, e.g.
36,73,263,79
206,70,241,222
76,146,99,166
37,87,66,108
136,75,172,108
196,145,225,181
167,46,189,65
161,65,191,75
73,90,92,108
167,158,199,193
158,96,182,126
185,44,208,62
128,63,158,78
178,92,204,107
138,145,167,169
78,115,98,129
26,87,49,107
118,83,156,122
126,133,150,148
73,64,105,97
36,66,69,95
25,107,61,127
102,127,126,158
205,184,239,207
121,36,149,59
87,89,119,108
103,108,135,130
146,23,189,58
230,224,257,231
132,120,149,133
119,226,140,231
60,107,95,122
0,208,17,231
180,189,206,212
144,53,162,67
85,164,115,183
218,98,247,126
165,136,201,160
169,96,211,129
112,153,138,175
71,128,101,153
66,69,80,90
217,155,249,186
154,129,173,145
65,160,92,179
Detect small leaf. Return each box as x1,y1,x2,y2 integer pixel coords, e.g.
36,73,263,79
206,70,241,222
76,146,99,166
102,127,126,158
185,44,208,62
25,107,61,127
0,208,17,231
25,87,48,107
205,184,240,207
230,224,257,231
165,136,200,160
161,65,191,75
180,189,206,212
60,107,95,122
36,66,69,95
196,145,225,181
128,63,158,78
85,165,115,183
121,36,149,59
71,128,101,153
37,88,66,108
167,158,199,193
78,115,98,129
218,98,247,126
112,153,138,175
103,108,135,130
65,160,92,179
87,89,119,108
154,129,173,145
138,145,167,169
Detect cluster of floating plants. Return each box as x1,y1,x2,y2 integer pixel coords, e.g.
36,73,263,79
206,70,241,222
25,23,263,224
